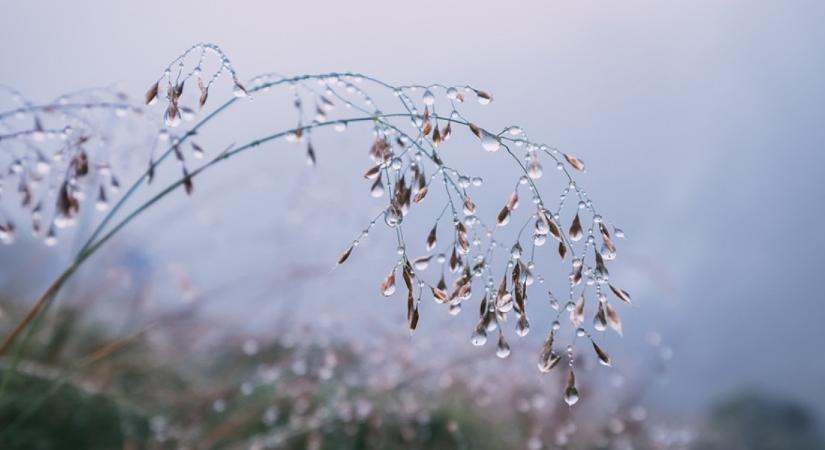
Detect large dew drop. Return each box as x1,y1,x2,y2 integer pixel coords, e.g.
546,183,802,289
496,335,511,358
516,315,530,337
370,179,385,198
564,370,580,406
564,386,580,406
384,206,402,227
471,328,488,346
422,89,435,106
232,83,248,98
481,131,501,152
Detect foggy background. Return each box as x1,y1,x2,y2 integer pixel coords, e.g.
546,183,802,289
2,0,824,426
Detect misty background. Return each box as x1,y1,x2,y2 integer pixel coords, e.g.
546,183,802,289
2,0,824,428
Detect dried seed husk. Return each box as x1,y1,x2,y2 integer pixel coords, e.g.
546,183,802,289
145,82,159,105
592,341,611,366
569,213,583,241
336,246,354,265
609,284,632,304
564,153,586,171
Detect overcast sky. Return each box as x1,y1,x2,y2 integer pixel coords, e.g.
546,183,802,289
2,0,824,421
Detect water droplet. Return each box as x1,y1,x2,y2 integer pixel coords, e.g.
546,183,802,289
600,244,616,260
232,83,248,98
384,206,402,227
422,89,435,106
370,179,385,198
44,226,57,247
471,328,487,346
511,242,522,259
564,371,579,406
516,315,530,337
496,335,511,358
446,87,458,99
476,91,492,105
564,387,579,406
528,160,543,179
480,131,501,152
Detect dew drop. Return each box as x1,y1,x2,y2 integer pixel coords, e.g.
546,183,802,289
528,160,543,179
370,179,385,198
384,206,402,227
471,328,487,346
516,315,530,337
564,386,579,406
232,83,248,98
480,131,501,152
422,89,435,106
44,226,57,247
496,335,511,358
511,242,522,259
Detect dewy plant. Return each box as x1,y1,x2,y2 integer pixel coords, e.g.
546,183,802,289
0,43,632,405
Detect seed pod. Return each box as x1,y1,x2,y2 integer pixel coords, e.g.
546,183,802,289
336,246,354,266
592,341,611,367
496,206,511,226
425,225,437,252
569,213,583,241
145,82,159,105
609,284,632,304
380,270,396,296
564,153,586,172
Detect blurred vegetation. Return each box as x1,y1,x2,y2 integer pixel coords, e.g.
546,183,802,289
693,391,824,450
0,299,518,450
1,266,783,450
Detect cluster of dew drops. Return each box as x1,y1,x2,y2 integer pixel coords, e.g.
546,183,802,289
300,70,635,407
142,44,635,407
0,82,157,247
2,42,634,408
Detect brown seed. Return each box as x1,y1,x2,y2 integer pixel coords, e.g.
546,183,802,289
592,341,611,367
609,284,632,304
569,213,583,241
564,153,586,172
336,246,354,266
145,82,159,105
